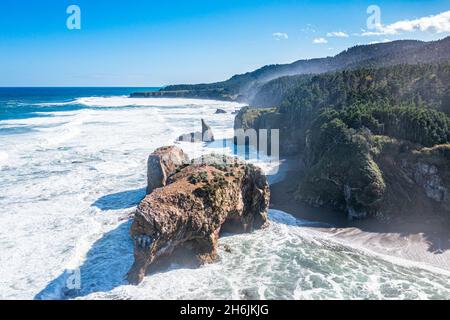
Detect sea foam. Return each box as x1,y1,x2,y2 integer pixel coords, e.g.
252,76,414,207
0,151,9,167
1,95,449,300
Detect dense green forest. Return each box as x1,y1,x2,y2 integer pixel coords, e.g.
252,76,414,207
236,61,450,218
326,103,450,146
244,62,450,160
253,63,450,117
295,101,450,218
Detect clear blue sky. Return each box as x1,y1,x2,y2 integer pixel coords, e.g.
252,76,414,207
1,0,449,86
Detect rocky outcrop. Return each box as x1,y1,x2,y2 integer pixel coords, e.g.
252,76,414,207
177,119,214,143
297,133,386,220
411,162,447,202
201,119,214,142
127,154,270,285
396,145,450,212
146,146,189,194
234,107,300,156
298,135,450,220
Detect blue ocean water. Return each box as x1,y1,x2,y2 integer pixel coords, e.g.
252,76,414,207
0,87,160,121
0,88,449,300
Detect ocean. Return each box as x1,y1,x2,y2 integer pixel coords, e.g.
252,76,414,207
0,88,449,300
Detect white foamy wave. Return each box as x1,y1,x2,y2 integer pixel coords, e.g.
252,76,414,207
78,210,450,300
2,94,449,300
37,111,91,148
80,96,238,108
35,101,77,107
0,151,9,167
269,211,450,278
36,96,243,109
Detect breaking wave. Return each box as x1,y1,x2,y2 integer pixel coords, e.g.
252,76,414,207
1,94,449,300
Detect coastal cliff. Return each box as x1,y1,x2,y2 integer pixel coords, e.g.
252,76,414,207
235,104,450,220
128,151,269,285
299,136,450,220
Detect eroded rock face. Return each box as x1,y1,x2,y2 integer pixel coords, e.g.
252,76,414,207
146,146,189,194
127,155,269,285
234,107,299,156
201,119,214,142
413,163,447,202
399,152,450,211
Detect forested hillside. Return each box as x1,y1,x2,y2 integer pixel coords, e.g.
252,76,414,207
159,37,450,102
253,63,450,117
134,36,450,219
235,62,450,220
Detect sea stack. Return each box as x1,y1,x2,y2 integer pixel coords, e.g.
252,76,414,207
127,152,270,285
201,119,214,142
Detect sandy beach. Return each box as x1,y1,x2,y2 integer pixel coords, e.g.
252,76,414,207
270,159,450,273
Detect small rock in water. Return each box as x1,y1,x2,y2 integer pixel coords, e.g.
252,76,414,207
215,108,227,114
223,244,232,253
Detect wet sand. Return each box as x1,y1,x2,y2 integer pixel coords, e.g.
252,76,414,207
269,159,450,273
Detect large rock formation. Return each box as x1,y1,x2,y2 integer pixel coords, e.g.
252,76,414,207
146,146,189,194
128,153,270,285
298,136,450,220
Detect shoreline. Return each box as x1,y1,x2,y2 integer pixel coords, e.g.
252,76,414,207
269,158,450,273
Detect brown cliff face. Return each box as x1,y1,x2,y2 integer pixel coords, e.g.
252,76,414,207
375,143,450,217
146,146,189,194
128,153,269,285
